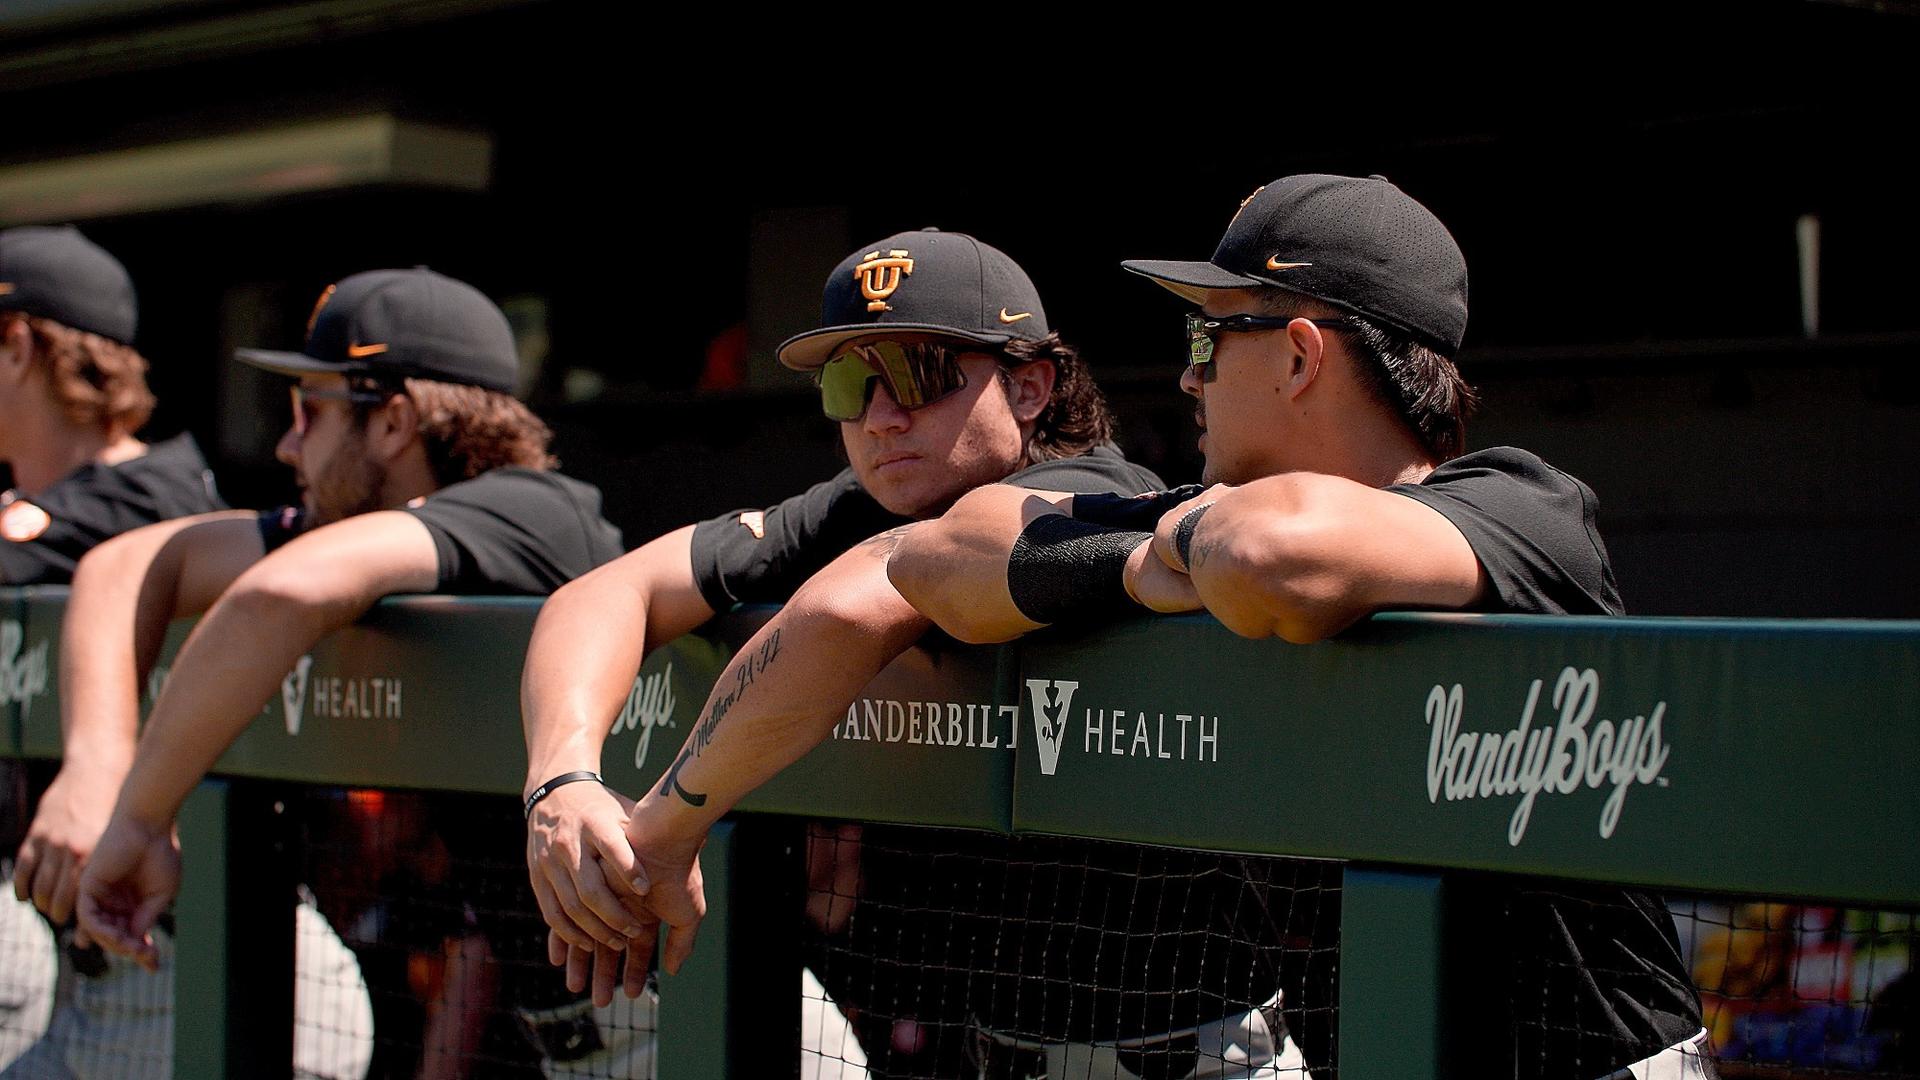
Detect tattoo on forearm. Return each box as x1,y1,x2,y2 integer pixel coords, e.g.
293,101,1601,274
855,524,914,560
655,627,783,807
657,748,706,806
1188,535,1221,573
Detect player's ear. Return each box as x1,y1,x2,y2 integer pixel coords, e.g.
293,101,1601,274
1003,358,1055,425
365,389,421,461
0,317,33,382
1282,318,1327,400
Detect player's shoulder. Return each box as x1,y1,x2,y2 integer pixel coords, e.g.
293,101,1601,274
1004,444,1166,497
1420,446,1597,503
420,466,604,511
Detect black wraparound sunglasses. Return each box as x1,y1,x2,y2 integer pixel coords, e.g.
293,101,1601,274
1184,312,1353,370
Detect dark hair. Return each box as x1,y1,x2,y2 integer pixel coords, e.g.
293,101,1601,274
355,376,556,485
2,312,155,435
999,332,1117,466
1259,290,1475,460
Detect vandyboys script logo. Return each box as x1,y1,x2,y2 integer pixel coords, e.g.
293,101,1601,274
0,619,50,724
610,663,677,769
1425,666,1671,846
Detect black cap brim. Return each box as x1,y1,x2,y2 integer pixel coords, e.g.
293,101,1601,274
234,347,357,379
1120,259,1268,305
777,324,1016,371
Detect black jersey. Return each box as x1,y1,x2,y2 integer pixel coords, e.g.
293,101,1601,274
689,444,1164,611
255,468,623,594
1391,449,1697,1076
0,434,223,585
1075,448,1698,1074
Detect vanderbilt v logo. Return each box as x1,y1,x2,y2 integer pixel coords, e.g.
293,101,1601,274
1025,678,1079,777
854,249,914,312
282,655,314,735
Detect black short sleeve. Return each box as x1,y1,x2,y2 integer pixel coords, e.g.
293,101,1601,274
0,434,225,585
688,469,906,611
1388,447,1623,616
402,469,625,595
1002,445,1165,497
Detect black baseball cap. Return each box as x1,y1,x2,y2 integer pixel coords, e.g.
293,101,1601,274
778,228,1050,370
0,225,138,345
1123,174,1469,354
236,268,518,393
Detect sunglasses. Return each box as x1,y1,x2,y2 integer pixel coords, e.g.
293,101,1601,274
289,383,394,436
815,340,980,422
1185,312,1353,370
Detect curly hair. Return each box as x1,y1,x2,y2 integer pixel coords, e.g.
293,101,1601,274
1258,290,1476,460
2,313,155,435
999,332,1117,466
354,377,556,486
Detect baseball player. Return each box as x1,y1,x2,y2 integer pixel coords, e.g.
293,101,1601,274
58,268,624,1077
2,224,224,1078
0,224,222,583
519,229,1161,1073
888,174,1712,1078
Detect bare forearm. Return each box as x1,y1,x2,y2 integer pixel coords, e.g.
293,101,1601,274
890,485,1066,643
1178,474,1483,642
520,528,713,796
59,514,255,773
644,539,928,838
521,575,652,794
116,583,369,827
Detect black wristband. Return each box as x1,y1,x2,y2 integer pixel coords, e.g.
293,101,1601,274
1006,515,1152,626
523,770,606,820
1172,502,1215,572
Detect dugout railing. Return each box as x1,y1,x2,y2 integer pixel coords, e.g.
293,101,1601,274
4,586,1919,1078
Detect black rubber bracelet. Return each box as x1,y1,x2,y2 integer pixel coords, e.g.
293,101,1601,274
523,770,606,821
1172,502,1215,572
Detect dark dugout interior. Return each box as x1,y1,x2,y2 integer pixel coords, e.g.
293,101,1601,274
2,1,1915,616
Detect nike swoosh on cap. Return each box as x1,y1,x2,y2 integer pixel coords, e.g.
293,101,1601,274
998,309,1033,324
346,342,388,357
1266,257,1312,271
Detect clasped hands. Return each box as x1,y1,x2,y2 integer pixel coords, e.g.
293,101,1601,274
525,779,705,1008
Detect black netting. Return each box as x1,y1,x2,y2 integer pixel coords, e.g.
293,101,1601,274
15,758,1919,1080
798,823,1339,1079
295,785,655,1079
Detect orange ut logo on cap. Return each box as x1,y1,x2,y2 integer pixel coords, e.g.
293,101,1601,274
854,250,914,313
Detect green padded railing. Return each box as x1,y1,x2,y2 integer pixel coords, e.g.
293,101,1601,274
6,587,1918,1077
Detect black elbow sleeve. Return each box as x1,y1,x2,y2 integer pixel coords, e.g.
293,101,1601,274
1005,515,1150,627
